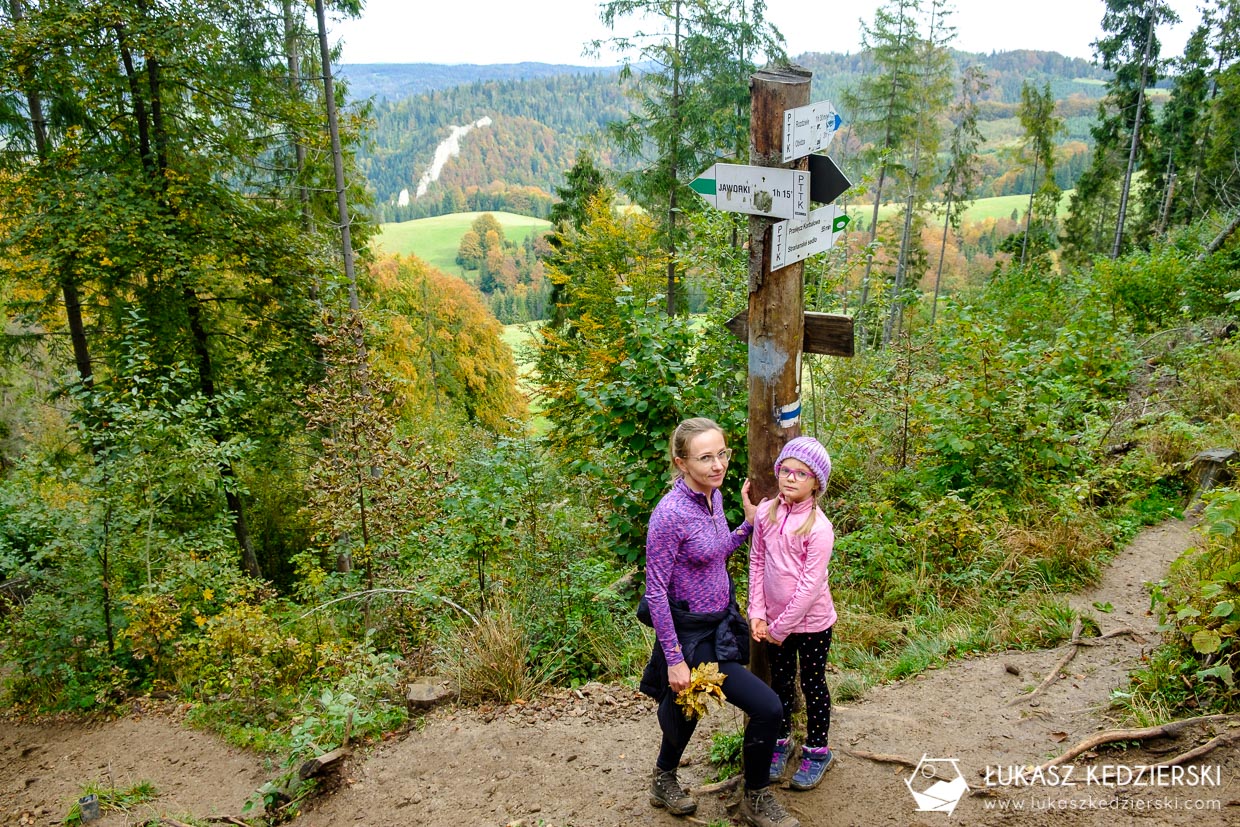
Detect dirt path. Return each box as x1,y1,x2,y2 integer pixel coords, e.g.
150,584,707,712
3,519,1238,826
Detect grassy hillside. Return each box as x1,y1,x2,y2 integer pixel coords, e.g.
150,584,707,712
374,211,552,277
853,191,1075,230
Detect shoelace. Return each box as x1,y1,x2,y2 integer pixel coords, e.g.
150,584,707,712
751,788,790,818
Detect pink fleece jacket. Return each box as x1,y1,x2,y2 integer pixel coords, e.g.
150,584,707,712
748,494,837,643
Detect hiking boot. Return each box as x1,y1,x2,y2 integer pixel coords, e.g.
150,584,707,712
769,737,793,782
740,786,800,827
789,745,834,791
649,768,697,815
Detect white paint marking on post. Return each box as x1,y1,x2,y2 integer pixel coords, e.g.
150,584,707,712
770,205,851,270
781,101,842,162
778,399,801,429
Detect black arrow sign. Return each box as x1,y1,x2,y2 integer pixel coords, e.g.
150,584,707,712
809,154,851,205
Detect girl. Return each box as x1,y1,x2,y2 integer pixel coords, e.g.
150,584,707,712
748,435,837,792
641,417,800,827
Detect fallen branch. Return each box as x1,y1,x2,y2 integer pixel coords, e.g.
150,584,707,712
298,747,349,781
1008,618,1083,706
1036,714,1240,772
693,773,743,795
844,749,955,780
1074,627,1146,646
294,589,478,625
206,819,252,826
843,749,918,769
1091,726,1240,782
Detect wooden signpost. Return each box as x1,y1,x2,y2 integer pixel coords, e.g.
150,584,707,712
734,68,855,506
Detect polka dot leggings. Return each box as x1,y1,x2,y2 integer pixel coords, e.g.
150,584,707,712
768,626,833,748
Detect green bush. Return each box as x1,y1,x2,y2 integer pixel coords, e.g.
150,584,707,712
1140,489,1240,713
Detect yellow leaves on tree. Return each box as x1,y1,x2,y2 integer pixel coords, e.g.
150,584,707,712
675,662,727,720
366,254,525,433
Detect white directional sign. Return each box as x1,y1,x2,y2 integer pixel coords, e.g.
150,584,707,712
771,205,851,270
690,163,809,220
782,101,842,162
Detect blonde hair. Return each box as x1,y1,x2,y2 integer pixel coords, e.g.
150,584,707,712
764,489,820,536
670,417,723,479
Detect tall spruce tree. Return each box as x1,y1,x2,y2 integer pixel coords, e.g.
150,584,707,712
1061,0,1178,264
842,0,925,347
1138,25,1211,238
1015,81,1065,266
881,0,955,347
594,0,783,315
932,64,988,323
1200,0,1240,215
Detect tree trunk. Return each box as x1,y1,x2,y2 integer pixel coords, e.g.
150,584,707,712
1112,8,1155,259
314,0,359,314
665,0,682,316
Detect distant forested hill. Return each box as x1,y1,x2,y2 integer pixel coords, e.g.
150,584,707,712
353,71,631,222
340,62,620,102
352,49,1113,223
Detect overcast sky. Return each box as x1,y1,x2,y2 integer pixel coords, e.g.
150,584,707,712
332,0,1205,66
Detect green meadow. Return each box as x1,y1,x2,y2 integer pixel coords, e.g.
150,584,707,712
374,192,1074,278
374,211,552,277
856,190,1074,229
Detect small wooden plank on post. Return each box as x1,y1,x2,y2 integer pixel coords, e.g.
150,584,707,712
726,309,854,357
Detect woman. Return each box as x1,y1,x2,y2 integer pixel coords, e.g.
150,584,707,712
640,417,800,827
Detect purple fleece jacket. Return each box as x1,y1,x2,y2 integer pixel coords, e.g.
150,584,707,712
645,478,753,666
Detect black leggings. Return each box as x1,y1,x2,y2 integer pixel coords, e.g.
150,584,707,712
655,639,784,791
768,627,833,748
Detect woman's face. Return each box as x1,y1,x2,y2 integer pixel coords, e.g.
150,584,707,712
674,428,729,495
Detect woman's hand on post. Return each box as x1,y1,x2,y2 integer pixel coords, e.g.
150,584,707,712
741,478,758,524
668,660,691,693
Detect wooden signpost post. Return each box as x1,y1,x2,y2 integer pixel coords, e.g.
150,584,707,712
736,67,855,505
688,62,856,525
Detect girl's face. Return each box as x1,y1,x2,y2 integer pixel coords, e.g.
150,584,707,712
674,428,729,495
777,457,818,503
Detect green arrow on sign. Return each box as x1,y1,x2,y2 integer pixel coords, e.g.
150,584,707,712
690,175,716,196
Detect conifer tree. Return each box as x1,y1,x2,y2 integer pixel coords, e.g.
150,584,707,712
1061,0,1178,263
932,64,988,323
594,0,783,315
1015,81,1065,265
843,0,926,347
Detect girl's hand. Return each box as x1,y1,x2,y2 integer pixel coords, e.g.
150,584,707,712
741,478,758,524
750,618,769,641
668,660,692,693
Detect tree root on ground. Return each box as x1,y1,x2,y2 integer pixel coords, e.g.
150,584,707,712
1036,713,1240,773
1008,618,1083,707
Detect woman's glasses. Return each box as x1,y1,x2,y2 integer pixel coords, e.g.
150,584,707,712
777,466,813,483
686,448,732,465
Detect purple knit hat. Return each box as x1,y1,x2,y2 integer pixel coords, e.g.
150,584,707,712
774,436,832,493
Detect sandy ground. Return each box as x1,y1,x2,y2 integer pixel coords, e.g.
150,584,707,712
3,518,1238,827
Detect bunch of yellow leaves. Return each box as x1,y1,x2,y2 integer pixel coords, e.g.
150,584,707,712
675,662,727,720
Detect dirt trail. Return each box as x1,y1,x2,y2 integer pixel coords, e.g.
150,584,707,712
3,518,1238,827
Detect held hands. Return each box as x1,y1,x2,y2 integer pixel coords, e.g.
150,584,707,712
749,618,780,645
668,660,692,693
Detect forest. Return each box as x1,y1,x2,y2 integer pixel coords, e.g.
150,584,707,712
2,0,1240,822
